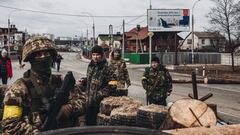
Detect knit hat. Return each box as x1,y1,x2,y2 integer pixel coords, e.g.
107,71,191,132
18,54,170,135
151,56,160,63
1,49,7,55
92,45,104,55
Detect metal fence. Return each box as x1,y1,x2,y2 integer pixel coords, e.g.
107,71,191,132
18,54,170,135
155,52,222,65
221,53,240,66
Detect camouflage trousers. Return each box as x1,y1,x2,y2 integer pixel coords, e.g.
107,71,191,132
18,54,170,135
148,96,167,106
85,104,99,126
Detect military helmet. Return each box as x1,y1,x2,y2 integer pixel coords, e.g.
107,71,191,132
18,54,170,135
22,36,57,62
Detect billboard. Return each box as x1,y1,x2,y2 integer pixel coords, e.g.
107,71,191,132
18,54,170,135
148,9,190,32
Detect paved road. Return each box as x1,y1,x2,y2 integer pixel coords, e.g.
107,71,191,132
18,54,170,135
8,52,240,119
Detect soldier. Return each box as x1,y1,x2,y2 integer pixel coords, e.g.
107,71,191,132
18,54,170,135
142,57,172,106
109,49,131,90
85,45,117,125
1,36,86,134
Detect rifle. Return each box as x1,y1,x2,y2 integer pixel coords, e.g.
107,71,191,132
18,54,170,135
41,71,75,131
146,71,161,105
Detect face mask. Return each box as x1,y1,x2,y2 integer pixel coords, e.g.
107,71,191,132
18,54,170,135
30,56,52,74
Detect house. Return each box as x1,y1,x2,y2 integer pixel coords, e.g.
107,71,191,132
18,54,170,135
124,26,183,53
97,34,122,49
0,25,28,53
0,25,18,47
180,32,226,52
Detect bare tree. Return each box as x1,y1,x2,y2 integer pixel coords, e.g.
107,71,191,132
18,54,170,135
206,0,240,71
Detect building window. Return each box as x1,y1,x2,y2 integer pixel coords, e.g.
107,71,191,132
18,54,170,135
187,39,192,44
202,39,205,44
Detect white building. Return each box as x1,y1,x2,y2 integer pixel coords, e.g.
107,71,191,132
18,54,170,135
97,34,122,48
180,32,226,52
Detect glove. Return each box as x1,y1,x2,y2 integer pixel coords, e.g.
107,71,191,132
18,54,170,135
142,79,148,85
109,84,117,96
95,91,105,103
142,79,148,89
56,104,72,121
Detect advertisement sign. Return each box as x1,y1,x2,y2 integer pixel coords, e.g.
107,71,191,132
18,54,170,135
148,9,190,32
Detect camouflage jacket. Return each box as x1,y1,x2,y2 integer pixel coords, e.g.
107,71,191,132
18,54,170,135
86,59,117,106
109,59,130,88
142,65,172,98
2,70,86,135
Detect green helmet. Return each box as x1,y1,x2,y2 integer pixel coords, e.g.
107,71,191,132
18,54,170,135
22,36,57,62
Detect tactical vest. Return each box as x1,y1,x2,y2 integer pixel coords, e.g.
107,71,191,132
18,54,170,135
19,70,62,127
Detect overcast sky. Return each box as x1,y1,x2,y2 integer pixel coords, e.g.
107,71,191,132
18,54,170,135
0,0,215,38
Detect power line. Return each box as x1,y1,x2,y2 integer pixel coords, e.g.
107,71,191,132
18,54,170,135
0,4,146,18
125,12,147,24
127,18,147,26
114,12,146,28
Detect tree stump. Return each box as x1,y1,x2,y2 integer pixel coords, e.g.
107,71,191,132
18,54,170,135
97,113,110,126
136,104,168,129
100,96,142,116
160,99,217,130
110,104,142,126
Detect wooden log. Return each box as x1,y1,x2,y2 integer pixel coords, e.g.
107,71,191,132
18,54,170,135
160,99,217,130
97,113,110,126
207,78,240,84
136,104,168,129
163,124,240,135
100,96,142,116
110,104,142,126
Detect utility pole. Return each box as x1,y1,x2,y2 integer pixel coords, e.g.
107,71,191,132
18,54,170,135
148,32,154,65
93,23,95,46
174,32,178,65
7,18,10,57
191,0,201,64
122,19,125,59
150,0,152,9
109,24,113,51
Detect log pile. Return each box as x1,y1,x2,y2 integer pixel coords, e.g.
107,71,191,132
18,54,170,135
136,104,168,129
98,97,221,132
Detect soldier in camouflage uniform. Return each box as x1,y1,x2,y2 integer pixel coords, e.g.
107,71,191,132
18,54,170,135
1,36,86,134
109,49,131,90
142,57,172,106
85,45,117,125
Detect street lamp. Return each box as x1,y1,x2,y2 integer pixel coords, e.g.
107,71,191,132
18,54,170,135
191,0,201,64
82,12,95,46
8,9,20,57
148,32,154,66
